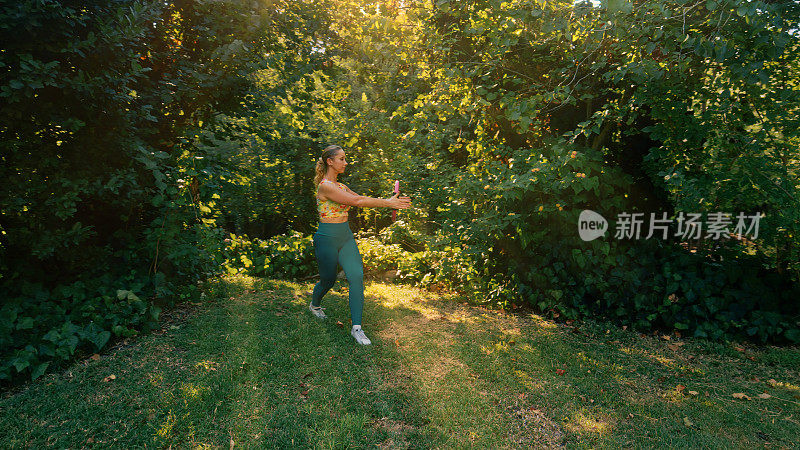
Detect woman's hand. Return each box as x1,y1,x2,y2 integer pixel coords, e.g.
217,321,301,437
389,193,412,209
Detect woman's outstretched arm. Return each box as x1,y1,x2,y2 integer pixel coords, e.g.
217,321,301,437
319,183,411,209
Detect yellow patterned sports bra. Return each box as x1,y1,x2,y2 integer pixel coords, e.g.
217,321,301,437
317,179,351,220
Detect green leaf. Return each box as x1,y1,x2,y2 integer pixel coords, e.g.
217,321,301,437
16,317,34,330
87,325,111,350
785,328,800,343
97,330,111,350
31,362,50,380
43,329,60,343
39,344,55,357
13,359,30,373
572,249,586,269
606,0,632,14
150,305,162,321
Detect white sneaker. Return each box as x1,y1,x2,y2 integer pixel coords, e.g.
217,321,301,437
351,326,372,345
309,303,327,319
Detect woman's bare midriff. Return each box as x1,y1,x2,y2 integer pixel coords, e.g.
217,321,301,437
319,215,348,223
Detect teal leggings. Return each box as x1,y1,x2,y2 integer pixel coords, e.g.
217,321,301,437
311,222,365,326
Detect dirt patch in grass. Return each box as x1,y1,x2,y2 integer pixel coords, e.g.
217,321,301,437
372,417,416,450
496,395,565,448
372,416,416,433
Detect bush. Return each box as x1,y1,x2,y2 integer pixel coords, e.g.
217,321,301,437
0,276,160,383
223,232,316,279
404,140,800,344
517,237,800,344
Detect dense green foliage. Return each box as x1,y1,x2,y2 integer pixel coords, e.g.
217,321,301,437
2,0,799,383
0,0,333,382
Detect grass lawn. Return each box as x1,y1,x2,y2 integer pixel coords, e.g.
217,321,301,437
2,275,799,448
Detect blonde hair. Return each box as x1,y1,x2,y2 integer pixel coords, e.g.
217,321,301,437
314,144,343,187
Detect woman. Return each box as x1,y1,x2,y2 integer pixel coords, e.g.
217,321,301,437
310,144,412,345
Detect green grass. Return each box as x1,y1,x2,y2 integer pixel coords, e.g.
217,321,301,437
2,275,800,448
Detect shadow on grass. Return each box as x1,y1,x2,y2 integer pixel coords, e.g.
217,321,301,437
363,282,800,449
140,276,448,448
